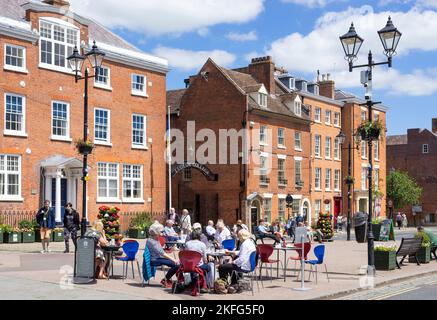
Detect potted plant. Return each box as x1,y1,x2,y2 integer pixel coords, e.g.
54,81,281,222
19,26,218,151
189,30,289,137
375,245,397,270
75,139,94,155
410,231,431,264
316,212,334,241
0,224,4,244
372,217,383,241
19,220,36,243
345,176,355,185
128,212,153,239
355,120,385,142
52,227,65,242
98,206,123,245
3,225,22,243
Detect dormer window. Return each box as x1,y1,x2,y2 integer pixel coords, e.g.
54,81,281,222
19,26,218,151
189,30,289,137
294,101,302,116
39,18,79,72
259,93,267,108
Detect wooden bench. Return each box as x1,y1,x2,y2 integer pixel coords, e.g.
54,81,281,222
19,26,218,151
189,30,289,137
396,237,423,269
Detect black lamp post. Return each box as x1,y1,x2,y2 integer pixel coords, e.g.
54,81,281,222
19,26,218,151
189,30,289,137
339,17,402,275
67,41,105,236
336,131,359,241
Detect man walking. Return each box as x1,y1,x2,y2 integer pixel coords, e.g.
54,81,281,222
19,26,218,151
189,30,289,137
396,212,403,230
63,203,80,253
36,200,56,254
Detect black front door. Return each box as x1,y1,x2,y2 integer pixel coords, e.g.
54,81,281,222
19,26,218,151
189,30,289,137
251,207,258,231
52,178,68,220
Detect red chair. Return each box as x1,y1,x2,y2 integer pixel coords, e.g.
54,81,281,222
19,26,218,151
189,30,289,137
173,250,206,296
286,243,311,278
257,244,283,287
158,235,173,254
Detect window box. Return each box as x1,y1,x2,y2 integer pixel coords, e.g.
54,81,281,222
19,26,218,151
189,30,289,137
128,228,147,239
22,231,35,243
52,229,64,242
3,232,22,243
374,250,396,271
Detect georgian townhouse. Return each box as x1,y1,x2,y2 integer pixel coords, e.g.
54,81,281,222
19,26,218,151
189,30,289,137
168,57,388,228
0,0,168,223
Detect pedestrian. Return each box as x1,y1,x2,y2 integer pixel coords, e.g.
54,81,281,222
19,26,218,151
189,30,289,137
296,213,304,225
63,202,80,253
36,200,56,254
402,213,408,230
168,207,177,222
180,209,192,235
396,212,403,230
337,215,343,232
286,216,296,240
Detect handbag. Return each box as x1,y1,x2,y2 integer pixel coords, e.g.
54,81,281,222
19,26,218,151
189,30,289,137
214,278,229,294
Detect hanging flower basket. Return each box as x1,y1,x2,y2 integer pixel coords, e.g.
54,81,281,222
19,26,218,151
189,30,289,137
355,121,384,142
76,139,94,155
345,176,355,185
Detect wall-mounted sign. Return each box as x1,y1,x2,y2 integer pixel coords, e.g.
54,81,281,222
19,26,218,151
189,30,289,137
171,162,219,181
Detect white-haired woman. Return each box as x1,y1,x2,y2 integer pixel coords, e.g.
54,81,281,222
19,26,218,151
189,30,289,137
218,229,256,292
146,223,180,288
84,220,109,279
180,209,192,235
214,221,232,246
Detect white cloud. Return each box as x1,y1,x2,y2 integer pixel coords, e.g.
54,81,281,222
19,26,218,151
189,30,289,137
280,0,340,8
153,46,236,71
69,0,264,36
265,5,437,96
197,28,210,37
226,30,258,42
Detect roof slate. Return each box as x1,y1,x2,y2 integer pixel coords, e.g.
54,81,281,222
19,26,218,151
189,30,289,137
387,135,408,145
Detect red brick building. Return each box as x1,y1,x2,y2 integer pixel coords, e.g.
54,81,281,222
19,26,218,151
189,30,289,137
168,57,388,228
387,119,437,226
0,0,168,223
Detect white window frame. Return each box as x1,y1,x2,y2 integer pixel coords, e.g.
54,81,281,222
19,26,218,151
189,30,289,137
325,168,332,191
278,198,286,221
38,18,80,74
94,65,112,91
374,140,380,161
325,110,332,125
263,197,272,223
334,169,341,191
0,154,23,201
259,93,267,108
361,141,367,159
315,168,322,191
294,101,302,116
260,125,267,145
361,109,367,122
122,164,144,203
314,200,321,218
278,128,285,148
131,73,148,97
278,158,286,186
94,108,112,146
295,132,302,151
423,144,429,154
295,159,302,185
361,167,368,191
314,107,321,123
325,137,332,160
51,101,71,142
183,167,192,182
4,93,27,137
97,162,120,202
4,44,27,73
132,114,147,149
315,135,321,158
334,112,341,127
334,138,340,160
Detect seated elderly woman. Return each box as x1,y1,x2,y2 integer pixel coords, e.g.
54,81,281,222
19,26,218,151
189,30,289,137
214,221,232,246
146,223,180,288
164,219,180,242
185,223,209,246
84,220,109,279
218,229,256,293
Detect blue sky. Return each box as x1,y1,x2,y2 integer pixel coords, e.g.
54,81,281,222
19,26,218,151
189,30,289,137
71,0,437,136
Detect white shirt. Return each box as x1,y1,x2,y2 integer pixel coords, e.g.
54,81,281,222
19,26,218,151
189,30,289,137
233,239,256,271
181,214,192,233
206,225,216,236
164,226,178,237
215,228,232,243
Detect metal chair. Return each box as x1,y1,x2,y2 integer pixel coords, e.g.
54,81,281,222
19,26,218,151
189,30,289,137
305,245,330,284
257,244,283,286
115,240,141,281
231,251,260,295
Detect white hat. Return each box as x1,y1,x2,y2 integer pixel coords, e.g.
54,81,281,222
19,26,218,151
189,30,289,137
193,223,202,230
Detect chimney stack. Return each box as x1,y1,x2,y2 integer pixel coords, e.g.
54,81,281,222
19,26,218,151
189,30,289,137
249,56,276,95
432,118,437,134
42,0,70,10
318,74,335,99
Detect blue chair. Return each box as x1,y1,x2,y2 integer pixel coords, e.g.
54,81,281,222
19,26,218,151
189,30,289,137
222,239,236,251
231,251,260,295
115,241,141,281
305,245,330,284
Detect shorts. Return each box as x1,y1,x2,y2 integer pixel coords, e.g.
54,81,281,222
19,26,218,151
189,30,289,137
40,228,52,240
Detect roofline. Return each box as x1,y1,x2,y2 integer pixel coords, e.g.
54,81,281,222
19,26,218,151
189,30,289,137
250,105,312,125
338,97,389,112
22,2,92,26
0,23,39,43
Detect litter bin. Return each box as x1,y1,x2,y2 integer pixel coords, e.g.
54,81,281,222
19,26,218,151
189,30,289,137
354,212,368,243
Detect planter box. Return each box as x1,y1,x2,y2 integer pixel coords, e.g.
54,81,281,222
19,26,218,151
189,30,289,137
128,229,147,239
375,250,397,270
372,224,381,241
52,230,64,242
409,246,431,264
22,231,35,243
35,230,41,242
3,232,22,244
0,231,3,244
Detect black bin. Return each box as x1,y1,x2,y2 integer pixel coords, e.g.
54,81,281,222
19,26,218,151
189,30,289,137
354,212,368,243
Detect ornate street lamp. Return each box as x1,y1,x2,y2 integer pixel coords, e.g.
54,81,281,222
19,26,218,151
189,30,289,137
67,41,105,236
339,18,401,276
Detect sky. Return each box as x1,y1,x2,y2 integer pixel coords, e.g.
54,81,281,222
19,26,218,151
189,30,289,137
69,0,437,135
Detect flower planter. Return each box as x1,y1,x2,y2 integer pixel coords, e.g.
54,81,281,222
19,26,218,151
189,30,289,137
409,246,431,264
368,128,381,141
372,224,382,241
375,251,397,270
77,145,94,155
3,232,22,244
128,228,147,239
22,231,35,243
0,231,3,244
52,230,64,242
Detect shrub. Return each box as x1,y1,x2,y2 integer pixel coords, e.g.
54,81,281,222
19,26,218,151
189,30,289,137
415,231,431,248
375,245,397,252
18,220,38,232
129,212,154,231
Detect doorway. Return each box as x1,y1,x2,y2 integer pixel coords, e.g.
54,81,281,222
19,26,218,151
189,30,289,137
52,178,68,220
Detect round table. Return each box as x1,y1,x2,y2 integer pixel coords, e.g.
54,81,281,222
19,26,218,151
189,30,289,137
102,245,121,280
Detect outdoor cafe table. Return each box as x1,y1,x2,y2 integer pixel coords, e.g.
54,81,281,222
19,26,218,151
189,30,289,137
207,251,233,281
102,245,122,280
165,241,186,249
272,245,300,281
